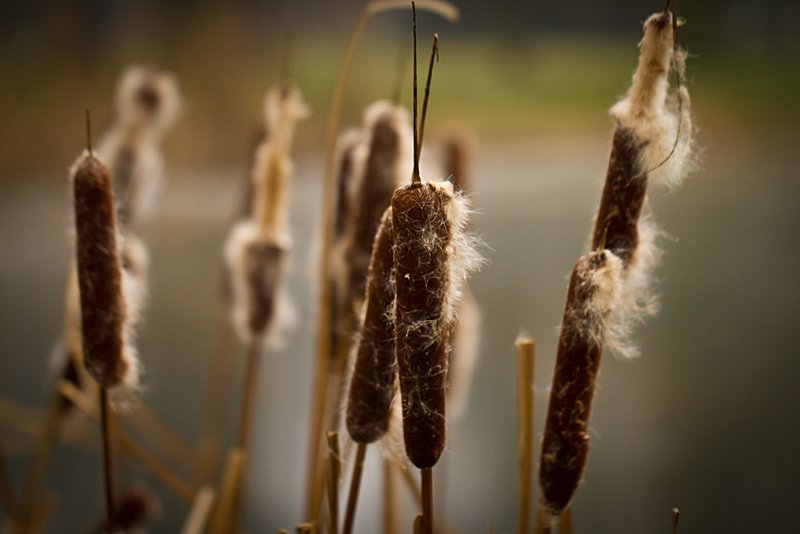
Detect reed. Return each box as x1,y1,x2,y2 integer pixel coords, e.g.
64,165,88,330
516,337,535,534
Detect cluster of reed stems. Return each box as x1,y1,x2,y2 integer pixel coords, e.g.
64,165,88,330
0,1,697,533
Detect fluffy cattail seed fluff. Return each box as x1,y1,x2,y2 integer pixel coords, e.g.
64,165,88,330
345,209,397,444
539,250,622,516
72,151,138,390
392,180,478,468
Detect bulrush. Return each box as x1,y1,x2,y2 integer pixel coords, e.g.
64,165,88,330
591,7,693,359
345,208,397,445
225,83,308,346
97,65,180,229
72,150,139,391
539,250,622,516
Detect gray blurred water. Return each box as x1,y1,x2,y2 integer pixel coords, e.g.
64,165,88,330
1,130,799,532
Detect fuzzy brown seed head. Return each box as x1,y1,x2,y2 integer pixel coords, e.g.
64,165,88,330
391,181,454,468
244,239,288,337
346,209,397,444
539,250,620,515
591,127,646,267
333,130,362,242
72,152,129,389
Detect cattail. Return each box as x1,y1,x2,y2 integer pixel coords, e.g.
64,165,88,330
224,84,308,345
345,209,397,444
337,101,413,327
392,179,478,468
590,9,694,360
97,65,180,228
71,151,139,391
539,250,623,516
333,129,364,242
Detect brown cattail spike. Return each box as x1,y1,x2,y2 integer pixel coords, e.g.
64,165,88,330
391,182,453,468
73,150,131,389
539,250,622,515
591,127,645,267
346,209,397,443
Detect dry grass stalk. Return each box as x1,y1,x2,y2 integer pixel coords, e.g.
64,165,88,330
516,337,535,534
180,486,217,534
671,507,680,533
326,432,342,534
208,448,246,534
539,251,622,517
307,1,459,519
413,512,424,534
341,443,367,534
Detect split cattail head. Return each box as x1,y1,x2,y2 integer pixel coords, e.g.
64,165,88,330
262,83,310,144
346,209,397,443
116,66,180,138
539,249,623,516
610,9,694,191
391,179,480,468
71,151,139,391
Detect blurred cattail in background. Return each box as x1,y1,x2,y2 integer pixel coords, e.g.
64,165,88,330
97,66,180,230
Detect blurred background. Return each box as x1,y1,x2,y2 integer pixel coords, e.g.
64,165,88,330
1,0,799,532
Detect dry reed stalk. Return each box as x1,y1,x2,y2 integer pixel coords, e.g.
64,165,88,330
208,448,246,534
539,251,622,517
671,507,680,533
326,432,342,534
296,523,317,534
413,513,424,534
516,337,535,534
382,457,399,534
180,486,217,534
307,1,459,519
341,443,367,534
125,402,198,480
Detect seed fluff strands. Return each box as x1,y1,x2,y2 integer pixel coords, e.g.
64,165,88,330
539,250,623,517
591,6,694,359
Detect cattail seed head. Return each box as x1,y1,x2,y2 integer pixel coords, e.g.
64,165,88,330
115,66,180,138
333,129,363,242
224,222,291,345
71,151,139,390
539,250,623,516
391,179,480,468
346,209,397,444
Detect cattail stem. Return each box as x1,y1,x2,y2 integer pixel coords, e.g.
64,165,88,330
56,379,197,503
326,432,341,534
516,337,535,534
558,506,573,534
100,388,116,533
413,513,423,534
237,340,262,451
382,457,398,534
421,467,433,534
341,442,367,534
671,507,680,533
208,448,246,534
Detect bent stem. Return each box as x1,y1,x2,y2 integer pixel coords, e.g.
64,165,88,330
341,442,367,534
